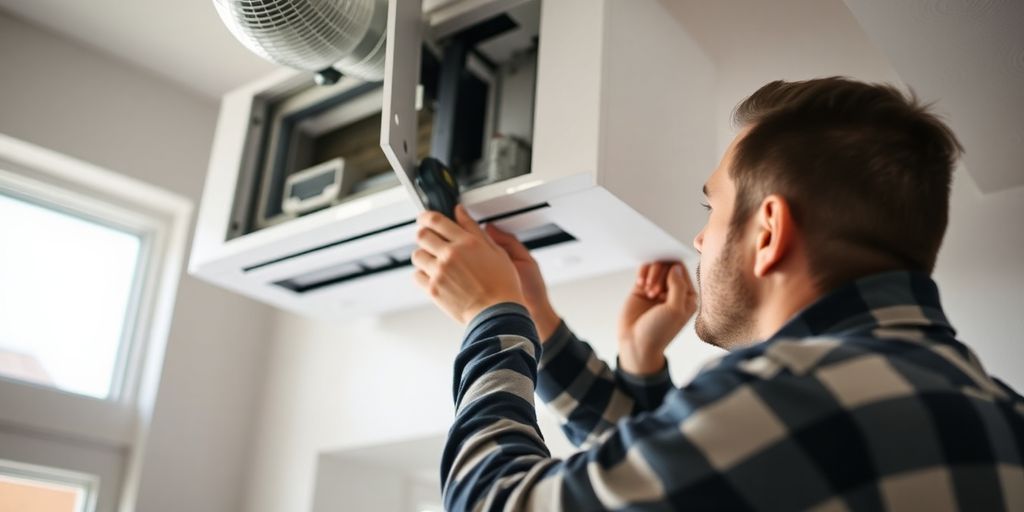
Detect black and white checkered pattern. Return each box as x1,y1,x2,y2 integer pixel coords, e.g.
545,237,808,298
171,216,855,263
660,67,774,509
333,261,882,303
440,271,1024,511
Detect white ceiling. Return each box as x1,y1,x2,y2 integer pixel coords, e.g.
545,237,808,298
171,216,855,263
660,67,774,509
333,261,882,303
0,0,463,100
0,0,278,99
1,0,1020,191
842,0,1024,193
662,0,1024,194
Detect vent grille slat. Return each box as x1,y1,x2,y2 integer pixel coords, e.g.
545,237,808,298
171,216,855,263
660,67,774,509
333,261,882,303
275,221,575,294
243,203,552,272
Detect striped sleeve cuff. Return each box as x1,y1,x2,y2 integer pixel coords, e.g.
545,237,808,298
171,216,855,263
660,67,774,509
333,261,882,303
615,356,674,412
462,302,537,350
616,357,672,386
536,319,674,414
539,319,574,367
536,320,593,404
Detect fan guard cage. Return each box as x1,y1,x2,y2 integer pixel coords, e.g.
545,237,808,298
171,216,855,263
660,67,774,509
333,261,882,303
213,0,388,81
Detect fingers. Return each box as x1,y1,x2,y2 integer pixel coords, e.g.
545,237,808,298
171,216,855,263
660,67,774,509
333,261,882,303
413,268,430,290
454,205,489,240
676,260,695,290
635,260,691,302
644,262,657,291
665,263,684,301
636,263,650,286
486,223,530,259
647,262,670,298
417,209,463,242
420,205,498,251
416,227,448,257
411,248,439,276
665,263,696,312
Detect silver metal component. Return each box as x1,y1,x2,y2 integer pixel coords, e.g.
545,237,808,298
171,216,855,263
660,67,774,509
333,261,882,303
379,0,426,211
212,0,389,82
281,157,349,216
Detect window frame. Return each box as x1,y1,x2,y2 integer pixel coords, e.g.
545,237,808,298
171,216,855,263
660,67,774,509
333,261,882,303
0,458,100,512
0,134,193,512
0,172,153,402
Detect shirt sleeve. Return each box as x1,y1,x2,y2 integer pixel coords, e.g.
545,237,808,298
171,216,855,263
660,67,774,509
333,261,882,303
441,304,768,512
534,319,675,447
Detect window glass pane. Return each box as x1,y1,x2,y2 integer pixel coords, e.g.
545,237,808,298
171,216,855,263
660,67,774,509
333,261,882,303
0,193,141,399
0,473,87,512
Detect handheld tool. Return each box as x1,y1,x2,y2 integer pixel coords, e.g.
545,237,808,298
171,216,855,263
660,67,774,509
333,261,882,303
416,157,460,219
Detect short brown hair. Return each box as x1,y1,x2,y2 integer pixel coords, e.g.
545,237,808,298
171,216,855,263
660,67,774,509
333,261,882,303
731,77,963,292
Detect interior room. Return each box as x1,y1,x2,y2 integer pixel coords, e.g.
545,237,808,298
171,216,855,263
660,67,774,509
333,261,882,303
0,0,1021,511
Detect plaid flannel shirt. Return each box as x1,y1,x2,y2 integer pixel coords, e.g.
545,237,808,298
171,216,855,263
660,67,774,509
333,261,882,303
440,271,1024,511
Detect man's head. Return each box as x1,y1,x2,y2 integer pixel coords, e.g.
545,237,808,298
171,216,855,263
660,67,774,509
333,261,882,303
693,77,963,349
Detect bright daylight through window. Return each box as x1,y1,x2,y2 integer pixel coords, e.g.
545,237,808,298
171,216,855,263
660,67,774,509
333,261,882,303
0,459,95,512
0,473,88,512
0,192,142,399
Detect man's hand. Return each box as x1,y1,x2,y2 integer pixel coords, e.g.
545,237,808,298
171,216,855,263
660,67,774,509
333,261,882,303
618,261,697,375
485,224,562,341
412,205,525,325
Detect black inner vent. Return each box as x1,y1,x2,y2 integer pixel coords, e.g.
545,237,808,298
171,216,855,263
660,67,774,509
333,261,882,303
275,221,575,294
244,202,551,272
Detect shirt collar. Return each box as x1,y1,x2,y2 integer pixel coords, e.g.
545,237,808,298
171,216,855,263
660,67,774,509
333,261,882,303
768,270,955,341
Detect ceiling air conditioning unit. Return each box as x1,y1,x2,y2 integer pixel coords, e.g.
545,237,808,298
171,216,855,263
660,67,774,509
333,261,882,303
190,0,716,320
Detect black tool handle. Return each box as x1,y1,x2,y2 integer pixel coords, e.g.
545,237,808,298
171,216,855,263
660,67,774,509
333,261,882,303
416,157,460,219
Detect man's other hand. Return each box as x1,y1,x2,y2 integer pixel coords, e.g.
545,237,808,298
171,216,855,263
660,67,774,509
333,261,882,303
412,205,525,325
485,224,561,341
618,261,697,375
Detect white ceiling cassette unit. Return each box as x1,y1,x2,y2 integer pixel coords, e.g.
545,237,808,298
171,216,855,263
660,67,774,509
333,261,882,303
190,0,716,320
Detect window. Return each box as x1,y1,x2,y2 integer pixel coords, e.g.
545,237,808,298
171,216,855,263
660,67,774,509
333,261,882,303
0,459,97,512
0,193,144,399
0,134,192,512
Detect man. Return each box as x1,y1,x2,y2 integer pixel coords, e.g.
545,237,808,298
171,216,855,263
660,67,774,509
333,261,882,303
410,77,1024,511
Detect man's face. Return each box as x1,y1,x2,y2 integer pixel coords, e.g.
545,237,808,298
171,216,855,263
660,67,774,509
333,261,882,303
692,131,758,350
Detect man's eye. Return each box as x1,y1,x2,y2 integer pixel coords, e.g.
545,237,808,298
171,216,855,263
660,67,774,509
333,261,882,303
700,202,712,212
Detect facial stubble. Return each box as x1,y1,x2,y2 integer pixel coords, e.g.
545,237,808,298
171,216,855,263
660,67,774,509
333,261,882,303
694,232,757,349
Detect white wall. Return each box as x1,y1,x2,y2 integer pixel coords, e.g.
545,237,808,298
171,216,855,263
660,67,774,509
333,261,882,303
244,307,462,512
661,0,1024,388
311,458,406,512
934,176,1024,385
0,12,276,512
241,1,1024,511
310,435,445,512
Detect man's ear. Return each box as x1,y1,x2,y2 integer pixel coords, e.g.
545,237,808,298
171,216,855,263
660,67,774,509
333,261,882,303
752,195,794,278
